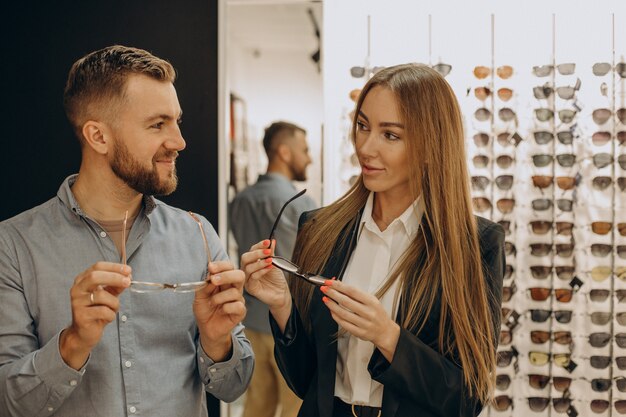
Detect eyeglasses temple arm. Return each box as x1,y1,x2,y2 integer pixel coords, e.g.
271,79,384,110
188,212,212,278
122,210,128,266
268,189,307,245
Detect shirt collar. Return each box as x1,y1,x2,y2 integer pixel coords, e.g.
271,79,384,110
257,172,296,189
361,191,424,238
57,174,157,217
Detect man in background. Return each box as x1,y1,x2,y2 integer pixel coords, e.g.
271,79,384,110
229,121,317,417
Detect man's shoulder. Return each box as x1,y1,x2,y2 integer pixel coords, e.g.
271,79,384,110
0,197,59,231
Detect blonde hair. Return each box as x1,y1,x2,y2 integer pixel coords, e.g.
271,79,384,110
290,63,497,404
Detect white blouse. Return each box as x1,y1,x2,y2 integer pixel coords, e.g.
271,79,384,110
334,192,424,406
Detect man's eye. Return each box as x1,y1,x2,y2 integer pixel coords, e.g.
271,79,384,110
151,122,164,129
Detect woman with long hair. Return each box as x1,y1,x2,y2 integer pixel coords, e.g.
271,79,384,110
241,63,505,417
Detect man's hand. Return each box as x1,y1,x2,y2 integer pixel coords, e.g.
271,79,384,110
194,260,246,362
60,262,132,370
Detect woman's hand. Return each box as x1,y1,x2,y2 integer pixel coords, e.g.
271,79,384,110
241,240,292,324
321,280,400,362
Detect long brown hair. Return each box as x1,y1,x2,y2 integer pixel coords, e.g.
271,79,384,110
290,63,497,404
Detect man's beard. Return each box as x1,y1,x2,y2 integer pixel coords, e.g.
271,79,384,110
110,138,178,196
291,163,307,182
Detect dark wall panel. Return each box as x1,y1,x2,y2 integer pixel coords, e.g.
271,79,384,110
1,0,220,228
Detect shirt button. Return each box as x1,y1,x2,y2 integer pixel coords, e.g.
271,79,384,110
210,368,217,373
125,360,132,368
208,385,214,389
199,357,205,364
120,315,128,322
47,407,54,412
69,379,77,386
99,231,107,238
129,406,137,413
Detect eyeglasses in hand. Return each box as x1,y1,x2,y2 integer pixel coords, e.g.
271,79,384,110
123,210,213,293
265,189,326,286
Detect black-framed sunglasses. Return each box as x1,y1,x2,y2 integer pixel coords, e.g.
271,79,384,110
265,189,326,286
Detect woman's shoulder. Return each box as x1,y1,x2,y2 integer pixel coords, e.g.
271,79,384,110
474,215,505,251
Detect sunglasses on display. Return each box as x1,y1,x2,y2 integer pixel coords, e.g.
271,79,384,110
531,175,578,190
498,220,513,236
349,65,385,79
529,243,575,257
592,108,626,125
588,355,626,369
529,309,572,323
471,154,515,170
472,86,512,102
590,221,626,236
590,400,626,414
493,395,512,411
504,242,516,256
528,374,572,391
498,108,516,122
472,132,490,147
533,84,553,100
528,351,571,367
557,130,575,144
589,377,626,392
589,312,612,326
528,287,574,302
474,107,491,122
530,330,572,345
496,374,511,390
471,176,490,191
590,243,612,257
497,349,518,367
431,62,452,77
529,220,574,236
502,283,517,302
588,332,626,348
590,266,626,282
496,132,523,147
592,176,613,190
528,397,572,413
531,153,576,168
618,245,626,259
473,65,513,80
529,265,575,280
532,63,576,77
556,80,581,100
530,198,573,212
499,330,513,345
504,264,514,280
592,61,626,77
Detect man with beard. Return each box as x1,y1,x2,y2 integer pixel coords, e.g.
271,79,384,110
229,121,316,417
0,45,253,417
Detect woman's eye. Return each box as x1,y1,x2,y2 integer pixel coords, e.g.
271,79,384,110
384,132,400,141
356,120,369,131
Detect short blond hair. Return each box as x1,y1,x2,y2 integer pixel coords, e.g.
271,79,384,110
63,45,176,143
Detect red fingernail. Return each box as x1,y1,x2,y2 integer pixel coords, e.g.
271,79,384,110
265,257,273,264
320,285,328,293
331,276,337,280
322,296,330,303
263,249,271,255
263,240,270,246
324,279,334,286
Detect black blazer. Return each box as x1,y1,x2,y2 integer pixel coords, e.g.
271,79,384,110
269,212,505,417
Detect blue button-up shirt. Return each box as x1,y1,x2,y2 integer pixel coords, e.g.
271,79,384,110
0,175,253,417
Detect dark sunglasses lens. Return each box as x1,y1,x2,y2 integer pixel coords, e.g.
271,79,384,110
496,155,514,169
474,108,491,121
617,333,626,348
528,397,549,411
591,399,610,413
472,155,489,168
559,110,576,123
589,332,612,348
590,355,611,369
618,246,626,259
620,177,626,191
530,266,551,279
591,312,612,325
556,244,575,257
350,66,365,77
553,377,572,392
531,330,550,343
530,243,551,256
555,310,572,323
593,153,613,168
533,154,552,167
590,289,610,302
556,154,576,167
557,130,574,144
496,374,511,390
531,221,552,234
472,197,491,212
473,133,490,147
616,377,626,392
556,199,573,212
498,108,515,122
534,130,553,144
471,176,490,191
496,176,514,190
593,176,612,190
497,351,513,367
592,378,611,392
529,374,549,389
533,85,553,99
593,62,612,76
618,357,626,370
493,396,512,411
553,398,571,413
591,243,612,257
532,199,553,211
498,221,511,235
615,400,626,414
530,309,550,322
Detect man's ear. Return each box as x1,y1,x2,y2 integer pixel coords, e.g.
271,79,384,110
276,143,292,163
81,120,111,155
